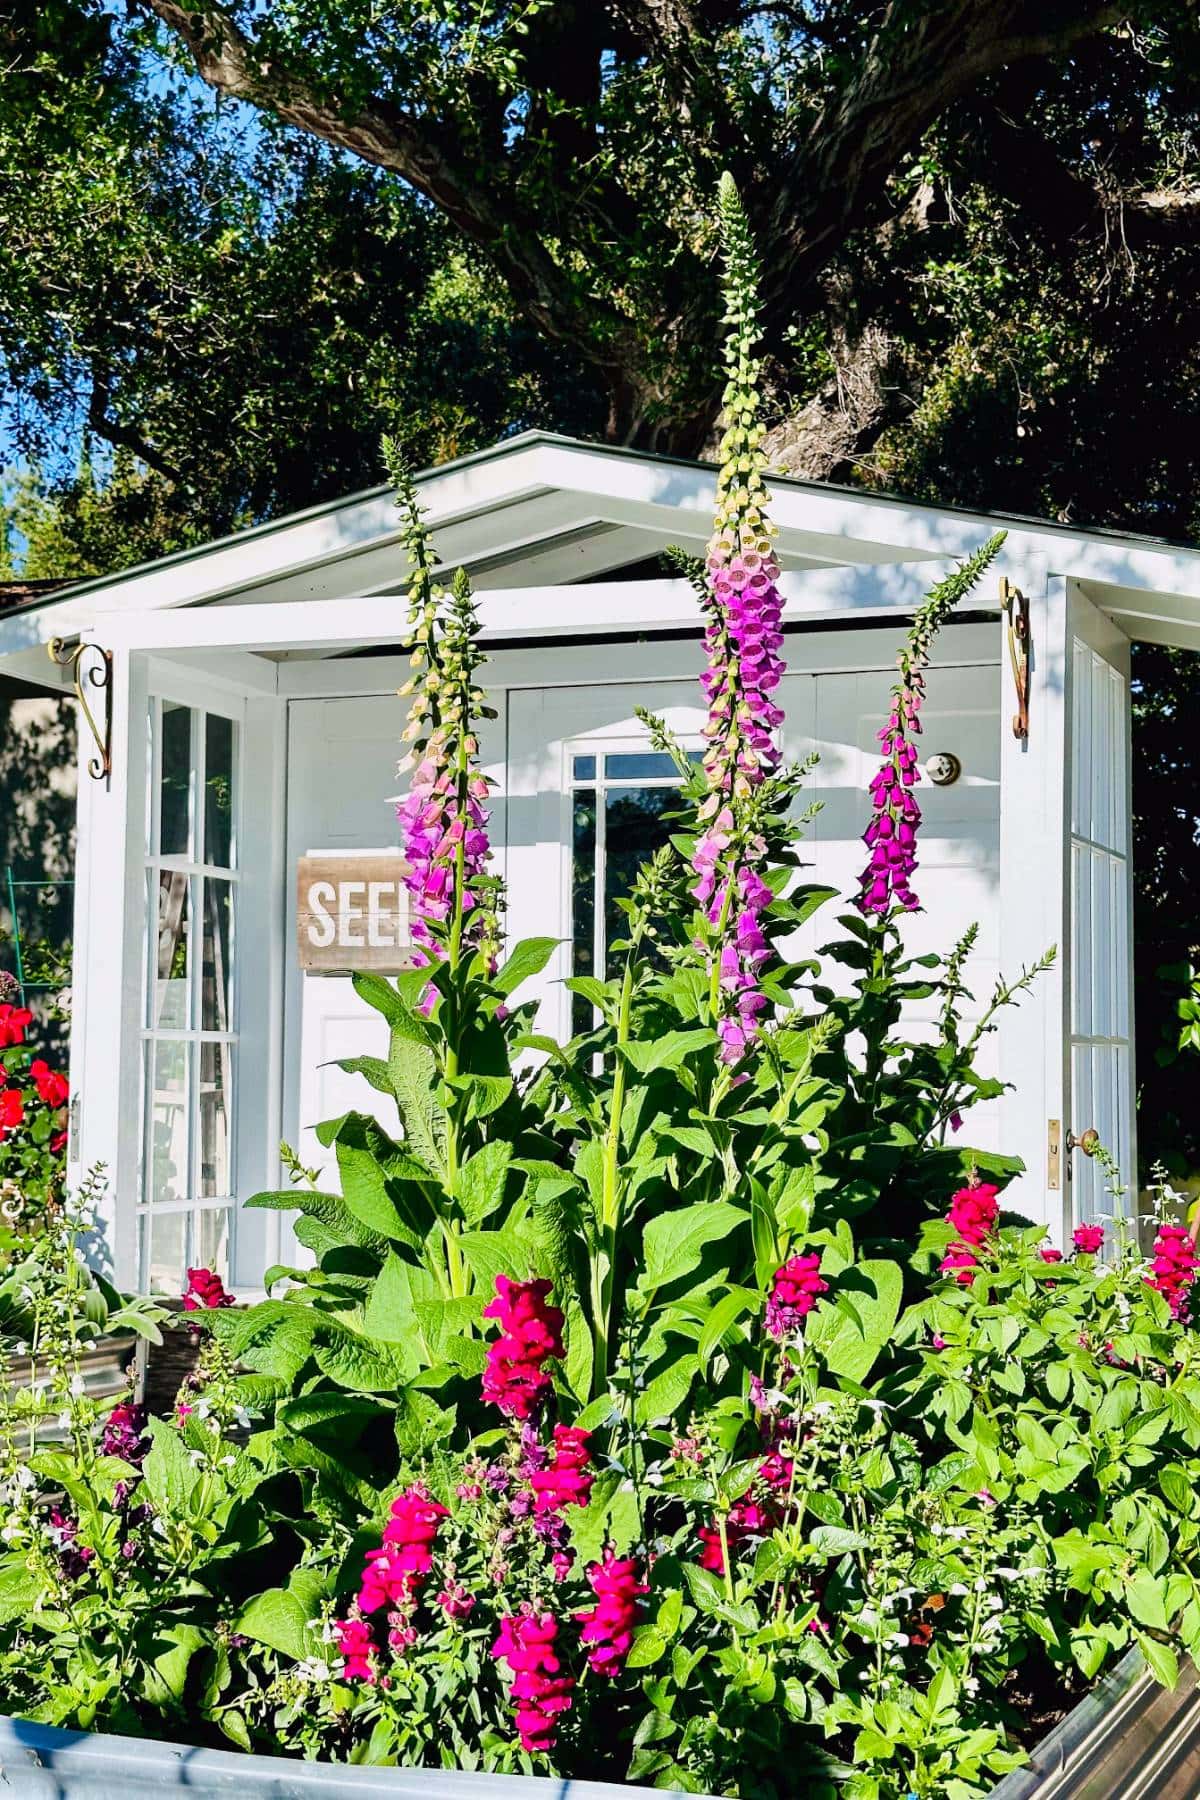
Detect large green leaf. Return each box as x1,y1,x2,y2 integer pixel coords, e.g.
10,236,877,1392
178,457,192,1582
236,1587,321,1663
639,1200,745,1294
621,1029,716,1075
493,936,559,997
808,1259,903,1384
457,1141,513,1227
313,1325,410,1393
388,1032,447,1176
141,1417,200,1515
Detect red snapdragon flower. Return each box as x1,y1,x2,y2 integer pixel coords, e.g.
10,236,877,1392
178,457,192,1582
29,1059,68,1108
0,1088,23,1137
481,1275,565,1420
1073,1223,1105,1254
1146,1222,1200,1321
577,1550,648,1677
181,1267,234,1310
764,1251,828,1340
697,1496,774,1573
1039,1247,1063,1264
0,1003,32,1048
492,1607,575,1754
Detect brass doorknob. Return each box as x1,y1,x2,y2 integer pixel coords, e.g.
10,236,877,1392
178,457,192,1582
1068,1128,1100,1156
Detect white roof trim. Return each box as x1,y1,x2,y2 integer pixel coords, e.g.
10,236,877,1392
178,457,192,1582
5,431,1200,662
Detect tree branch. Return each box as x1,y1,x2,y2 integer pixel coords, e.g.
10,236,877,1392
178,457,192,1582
761,0,1128,317
87,369,183,484
973,100,1200,251
138,0,630,379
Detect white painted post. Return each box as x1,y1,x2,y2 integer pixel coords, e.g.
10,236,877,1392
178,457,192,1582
997,574,1070,1239
66,646,149,1286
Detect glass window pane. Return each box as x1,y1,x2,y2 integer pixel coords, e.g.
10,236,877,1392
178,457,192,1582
572,754,596,781
571,789,596,1039
151,871,190,1028
200,879,234,1032
204,713,235,869
146,1041,189,1207
195,1207,231,1283
604,787,678,961
159,702,193,856
605,752,679,782
197,1040,232,1198
141,1210,189,1296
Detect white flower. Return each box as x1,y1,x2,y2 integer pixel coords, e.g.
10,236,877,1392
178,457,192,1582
948,1582,969,1597
13,1466,34,1490
964,1676,980,1697
220,1454,236,1467
885,1632,910,1649
996,1567,1020,1582
56,1413,71,1432
644,1468,663,1488
69,1374,85,1397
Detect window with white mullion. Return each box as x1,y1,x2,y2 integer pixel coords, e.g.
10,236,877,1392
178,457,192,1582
139,693,240,1295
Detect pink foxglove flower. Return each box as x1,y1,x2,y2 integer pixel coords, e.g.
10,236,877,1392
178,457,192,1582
856,539,1004,917
390,453,498,988
690,179,788,1062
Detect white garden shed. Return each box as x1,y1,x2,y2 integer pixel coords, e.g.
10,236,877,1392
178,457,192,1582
1,430,1197,1295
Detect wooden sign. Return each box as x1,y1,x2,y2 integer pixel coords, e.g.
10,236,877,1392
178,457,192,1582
296,853,419,973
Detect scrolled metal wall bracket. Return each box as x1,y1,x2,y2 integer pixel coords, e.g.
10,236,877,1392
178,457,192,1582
48,638,113,784
1000,576,1031,740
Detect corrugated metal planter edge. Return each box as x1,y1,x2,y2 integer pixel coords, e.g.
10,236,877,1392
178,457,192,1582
0,1652,1195,1800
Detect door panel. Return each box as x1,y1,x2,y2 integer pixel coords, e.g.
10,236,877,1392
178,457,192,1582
283,693,505,1195
1066,595,1134,1222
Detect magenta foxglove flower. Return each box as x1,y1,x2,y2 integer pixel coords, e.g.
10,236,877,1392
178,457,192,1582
691,179,788,1061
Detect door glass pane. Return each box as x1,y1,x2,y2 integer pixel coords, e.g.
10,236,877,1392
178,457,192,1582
159,702,193,856
605,752,679,781
142,1210,188,1297
571,789,596,1039
199,879,234,1032
197,1040,232,1198
195,1207,231,1282
604,786,677,959
152,871,190,1028
147,1041,189,1207
204,713,235,869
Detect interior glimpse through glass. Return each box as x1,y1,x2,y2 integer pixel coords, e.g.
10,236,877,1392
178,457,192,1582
569,749,690,1036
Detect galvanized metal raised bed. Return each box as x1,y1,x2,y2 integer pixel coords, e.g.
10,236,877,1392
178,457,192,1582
0,1649,1195,1799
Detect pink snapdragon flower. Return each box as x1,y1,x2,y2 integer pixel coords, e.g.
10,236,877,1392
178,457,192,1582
764,1251,828,1339
358,1483,447,1613
333,1616,376,1684
1147,1222,1200,1321
577,1550,648,1677
102,1402,147,1463
1039,1247,1063,1264
946,1182,999,1245
529,1425,593,1517
481,1276,565,1420
939,1243,980,1286
1073,1223,1105,1254
492,1608,575,1754
182,1267,234,1310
